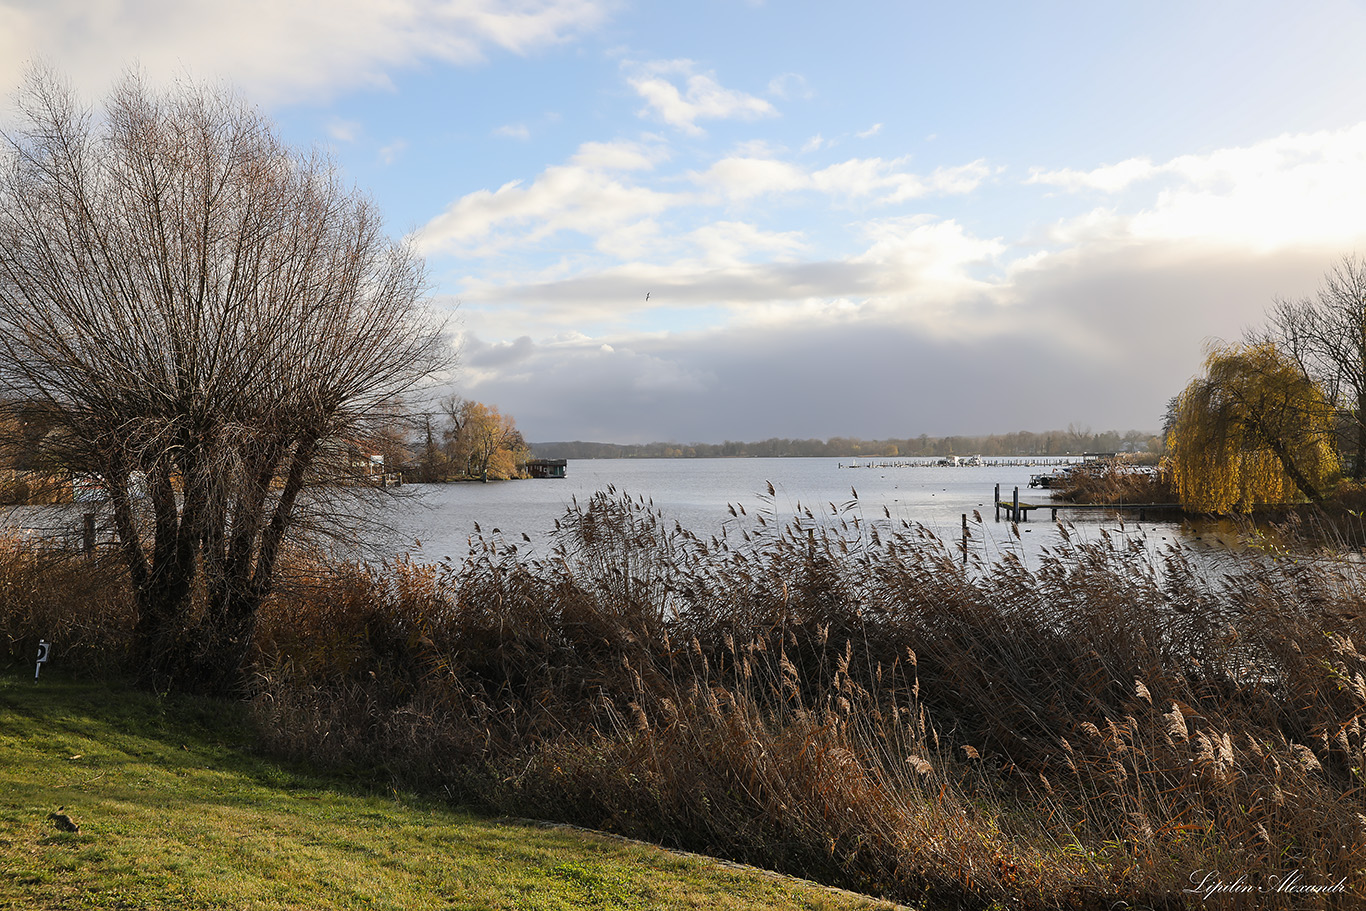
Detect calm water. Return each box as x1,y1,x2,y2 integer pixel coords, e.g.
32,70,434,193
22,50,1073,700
377,457,1175,565
4,457,1213,568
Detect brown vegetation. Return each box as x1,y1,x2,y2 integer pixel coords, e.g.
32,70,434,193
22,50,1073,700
247,493,1364,909
6,495,1366,908
0,531,132,676
1052,457,1175,506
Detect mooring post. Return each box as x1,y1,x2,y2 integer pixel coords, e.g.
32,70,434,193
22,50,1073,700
1012,486,1019,522
994,483,1000,522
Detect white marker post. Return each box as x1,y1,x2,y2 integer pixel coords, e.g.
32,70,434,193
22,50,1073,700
35,640,50,680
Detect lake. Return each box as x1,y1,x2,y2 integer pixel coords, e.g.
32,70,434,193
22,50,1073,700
3,457,1220,569
376,457,1184,566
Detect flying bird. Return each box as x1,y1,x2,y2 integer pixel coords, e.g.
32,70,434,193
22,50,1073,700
645,292,650,301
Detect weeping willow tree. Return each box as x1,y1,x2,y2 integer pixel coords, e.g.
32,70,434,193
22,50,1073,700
1168,342,1339,513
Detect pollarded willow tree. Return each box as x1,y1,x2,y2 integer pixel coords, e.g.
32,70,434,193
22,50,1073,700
1168,342,1338,513
0,69,447,692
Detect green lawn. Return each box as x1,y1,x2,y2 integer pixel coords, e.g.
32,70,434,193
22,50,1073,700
0,674,902,910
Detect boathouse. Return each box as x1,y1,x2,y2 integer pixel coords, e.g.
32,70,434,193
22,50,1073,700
526,458,567,479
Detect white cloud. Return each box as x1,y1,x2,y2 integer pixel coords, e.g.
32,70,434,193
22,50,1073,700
327,118,363,142
694,156,808,199
628,59,777,135
432,122,1366,443
695,154,991,204
415,139,684,257
494,123,531,140
856,123,882,139
1028,157,1158,193
683,221,807,269
593,218,666,261
378,139,408,166
0,0,612,105
850,217,1006,325
569,138,668,171
459,214,1007,340
1040,124,1366,252
926,160,996,196
766,72,810,99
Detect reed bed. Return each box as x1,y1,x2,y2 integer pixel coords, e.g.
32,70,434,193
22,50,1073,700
0,529,132,675
243,491,1366,910
4,493,1363,907
1052,458,1173,505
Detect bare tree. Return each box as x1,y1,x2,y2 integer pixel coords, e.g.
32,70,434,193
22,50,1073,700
1263,254,1366,478
0,69,447,692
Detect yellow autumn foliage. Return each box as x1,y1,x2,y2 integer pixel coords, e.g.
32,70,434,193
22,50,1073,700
1168,342,1338,513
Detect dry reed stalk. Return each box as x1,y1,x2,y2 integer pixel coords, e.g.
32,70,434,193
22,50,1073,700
158,491,1366,907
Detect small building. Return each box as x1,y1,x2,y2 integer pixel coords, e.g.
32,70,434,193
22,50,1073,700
525,458,567,479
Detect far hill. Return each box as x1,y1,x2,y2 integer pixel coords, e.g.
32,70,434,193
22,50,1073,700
530,429,1159,461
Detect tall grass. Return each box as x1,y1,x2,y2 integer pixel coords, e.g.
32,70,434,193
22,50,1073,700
245,491,1366,909
0,529,131,675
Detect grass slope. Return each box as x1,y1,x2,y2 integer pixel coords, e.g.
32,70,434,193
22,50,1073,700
0,675,901,911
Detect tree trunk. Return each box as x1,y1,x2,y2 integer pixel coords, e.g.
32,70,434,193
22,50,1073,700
1356,392,1366,480
131,461,201,689
1260,429,1325,504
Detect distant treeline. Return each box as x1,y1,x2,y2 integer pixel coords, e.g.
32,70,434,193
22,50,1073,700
530,429,1161,461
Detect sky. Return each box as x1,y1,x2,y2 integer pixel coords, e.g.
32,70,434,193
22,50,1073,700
5,1,1366,444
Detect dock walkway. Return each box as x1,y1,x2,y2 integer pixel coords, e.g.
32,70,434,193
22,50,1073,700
993,484,1181,522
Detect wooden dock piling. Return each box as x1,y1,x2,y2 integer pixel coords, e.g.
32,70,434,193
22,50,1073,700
993,483,1181,523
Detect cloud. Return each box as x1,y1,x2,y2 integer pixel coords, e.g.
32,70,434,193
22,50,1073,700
414,138,681,257
1028,157,1158,193
456,213,1003,344
494,123,531,140
464,333,536,367
683,221,808,269
695,154,992,204
628,59,777,135
767,72,810,100
418,129,995,265
326,118,363,142
694,156,808,199
452,318,1135,444
570,139,666,171
856,123,882,139
851,217,1005,315
435,120,1366,444
451,239,1347,445
378,139,409,165
425,108,1366,447
0,0,612,105
1037,124,1366,252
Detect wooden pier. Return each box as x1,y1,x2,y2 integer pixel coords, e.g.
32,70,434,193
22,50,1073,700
993,484,1180,522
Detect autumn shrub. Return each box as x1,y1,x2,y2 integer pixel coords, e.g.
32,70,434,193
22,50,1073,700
0,530,133,675
247,491,1366,910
